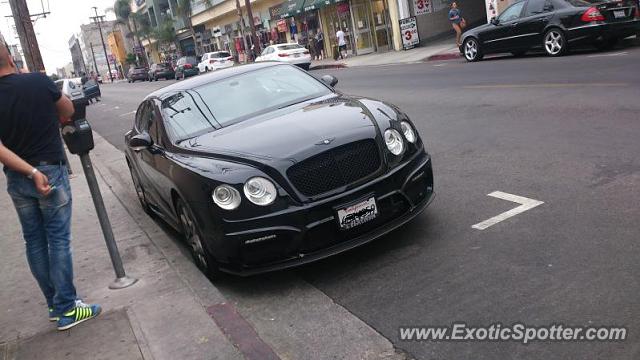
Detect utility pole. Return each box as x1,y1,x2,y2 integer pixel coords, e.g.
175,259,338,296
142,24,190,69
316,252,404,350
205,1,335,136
89,42,99,74
8,0,45,72
244,0,260,58
90,7,114,82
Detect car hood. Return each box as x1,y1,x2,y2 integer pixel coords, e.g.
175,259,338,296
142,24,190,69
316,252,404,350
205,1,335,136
180,94,381,164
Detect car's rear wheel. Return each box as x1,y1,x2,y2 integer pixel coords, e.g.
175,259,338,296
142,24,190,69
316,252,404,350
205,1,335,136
176,198,221,279
543,29,567,56
463,37,482,62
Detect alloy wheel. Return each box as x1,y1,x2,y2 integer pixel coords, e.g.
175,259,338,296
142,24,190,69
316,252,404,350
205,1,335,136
544,30,564,56
178,203,209,272
464,38,479,62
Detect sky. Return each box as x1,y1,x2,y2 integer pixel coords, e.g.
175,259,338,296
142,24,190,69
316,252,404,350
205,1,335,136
0,0,117,73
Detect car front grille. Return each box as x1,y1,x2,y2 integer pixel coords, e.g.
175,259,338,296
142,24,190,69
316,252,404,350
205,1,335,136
287,139,381,197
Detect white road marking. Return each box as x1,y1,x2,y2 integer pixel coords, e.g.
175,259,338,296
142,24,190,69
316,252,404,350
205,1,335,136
472,191,544,230
433,63,448,67
587,51,627,58
119,110,136,117
114,106,120,110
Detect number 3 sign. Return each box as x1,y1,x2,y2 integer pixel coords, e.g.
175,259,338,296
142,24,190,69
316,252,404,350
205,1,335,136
414,0,432,15
399,17,420,50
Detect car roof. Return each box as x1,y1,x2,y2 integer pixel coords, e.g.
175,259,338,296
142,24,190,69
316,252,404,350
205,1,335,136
145,62,284,100
276,43,303,47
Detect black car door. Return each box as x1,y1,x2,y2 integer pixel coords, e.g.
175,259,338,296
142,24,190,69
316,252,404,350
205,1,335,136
131,102,159,207
513,0,555,49
482,1,527,52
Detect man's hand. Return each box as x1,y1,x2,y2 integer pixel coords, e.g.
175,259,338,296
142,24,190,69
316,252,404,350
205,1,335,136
32,171,52,196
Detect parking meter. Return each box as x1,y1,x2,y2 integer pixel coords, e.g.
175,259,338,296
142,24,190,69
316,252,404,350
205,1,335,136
62,97,137,290
61,99,94,155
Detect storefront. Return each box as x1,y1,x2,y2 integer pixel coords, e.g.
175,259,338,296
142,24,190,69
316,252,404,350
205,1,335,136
406,0,487,44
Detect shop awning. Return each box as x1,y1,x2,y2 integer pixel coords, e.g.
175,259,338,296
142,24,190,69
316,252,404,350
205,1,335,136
302,0,345,12
269,0,305,20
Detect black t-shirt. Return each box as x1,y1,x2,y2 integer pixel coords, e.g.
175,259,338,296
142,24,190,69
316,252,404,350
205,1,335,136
0,73,64,164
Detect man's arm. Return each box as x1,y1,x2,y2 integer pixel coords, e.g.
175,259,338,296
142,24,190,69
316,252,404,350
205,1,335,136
56,95,75,124
0,143,51,195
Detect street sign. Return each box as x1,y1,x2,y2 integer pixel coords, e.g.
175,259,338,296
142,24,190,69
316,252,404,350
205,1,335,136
413,0,433,15
400,17,419,50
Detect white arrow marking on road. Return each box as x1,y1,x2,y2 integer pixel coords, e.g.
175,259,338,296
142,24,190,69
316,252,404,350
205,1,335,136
472,191,544,230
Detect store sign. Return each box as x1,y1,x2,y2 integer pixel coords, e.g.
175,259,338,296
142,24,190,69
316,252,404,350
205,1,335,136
413,0,433,15
485,0,498,23
337,2,350,14
399,17,419,50
212,26,221,37
277,19,288,32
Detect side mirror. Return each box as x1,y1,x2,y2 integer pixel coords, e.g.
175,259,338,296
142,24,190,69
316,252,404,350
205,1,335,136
490,17,500,25
321,74,338,87
129,132,153,151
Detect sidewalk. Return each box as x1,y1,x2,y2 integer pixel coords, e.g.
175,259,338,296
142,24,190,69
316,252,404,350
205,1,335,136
310,38,460,70
0,146,250,359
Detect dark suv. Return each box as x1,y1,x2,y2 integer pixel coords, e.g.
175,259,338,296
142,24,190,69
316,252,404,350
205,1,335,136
127,67,148,83
174,56,199,80
148,63,175,81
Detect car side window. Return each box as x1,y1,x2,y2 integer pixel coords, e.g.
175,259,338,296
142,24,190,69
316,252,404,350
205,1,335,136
148,103,163,147
499,1,525,22
135,102,154,134
524,0,550,16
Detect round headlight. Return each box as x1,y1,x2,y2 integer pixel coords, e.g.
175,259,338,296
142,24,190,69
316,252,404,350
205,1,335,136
243,177,277,206
400,121,416,143
212,185,241,210
384,129,404,156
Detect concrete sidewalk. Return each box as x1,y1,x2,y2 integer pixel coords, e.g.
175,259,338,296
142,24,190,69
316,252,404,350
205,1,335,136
310,38,460,69
0,146,252,359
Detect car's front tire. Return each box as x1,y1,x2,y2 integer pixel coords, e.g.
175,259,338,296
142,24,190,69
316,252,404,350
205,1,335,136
175,198,221,279
128,162,152,215
543,28,567,57
463,37,483,62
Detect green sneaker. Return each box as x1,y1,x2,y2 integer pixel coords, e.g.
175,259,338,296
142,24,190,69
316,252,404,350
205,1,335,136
56,301,102,331
48,307,59,322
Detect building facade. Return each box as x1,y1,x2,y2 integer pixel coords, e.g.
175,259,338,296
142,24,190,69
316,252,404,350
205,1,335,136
68,35,87,77
78,21,118,79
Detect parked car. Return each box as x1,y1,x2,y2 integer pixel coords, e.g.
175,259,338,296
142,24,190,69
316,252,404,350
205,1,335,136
174,56,199,80
55,78,85,101
124,63,434,277
128,66,149,82
148,63,175,81
197,51,234,72
256,43,312,70
82,78,101,103
460,0,640,62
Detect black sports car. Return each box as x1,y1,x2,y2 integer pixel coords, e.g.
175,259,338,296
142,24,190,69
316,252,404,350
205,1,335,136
125,63,434,277
461,0,640,62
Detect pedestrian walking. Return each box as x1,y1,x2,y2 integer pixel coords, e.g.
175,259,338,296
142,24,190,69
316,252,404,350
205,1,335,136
449,1,466,47
0,42,102,331
336,28,347,59
316,30,325,60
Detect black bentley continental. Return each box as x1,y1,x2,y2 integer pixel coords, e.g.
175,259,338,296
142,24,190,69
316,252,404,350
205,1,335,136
124,63,434,277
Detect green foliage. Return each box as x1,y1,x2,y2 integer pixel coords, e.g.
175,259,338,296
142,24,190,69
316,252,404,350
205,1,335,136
113,0,132,21
153,18,177,46
125,53,137,64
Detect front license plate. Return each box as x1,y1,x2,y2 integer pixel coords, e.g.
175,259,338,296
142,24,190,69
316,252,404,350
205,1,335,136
614,10,625,18
294,53,301,58
337,197,378,230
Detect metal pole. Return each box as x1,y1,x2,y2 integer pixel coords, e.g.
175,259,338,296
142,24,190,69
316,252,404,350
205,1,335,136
89,42,98,74
244,0,260,57
8,0,45,72
79,153,137,289
91,7,114,82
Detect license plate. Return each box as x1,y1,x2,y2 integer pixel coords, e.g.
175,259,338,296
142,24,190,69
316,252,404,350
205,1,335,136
294,53,301,58
337,197,378,230
614,10,625,18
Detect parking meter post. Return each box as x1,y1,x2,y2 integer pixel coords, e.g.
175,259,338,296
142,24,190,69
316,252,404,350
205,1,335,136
62,99,137,290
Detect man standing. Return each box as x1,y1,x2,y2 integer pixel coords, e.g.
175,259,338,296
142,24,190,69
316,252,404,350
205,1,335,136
0,42,101,330
336,28,347,59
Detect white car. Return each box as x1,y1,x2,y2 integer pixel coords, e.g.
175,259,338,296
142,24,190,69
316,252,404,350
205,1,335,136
197,51,234,72
255,43,311,70
55,78,85,101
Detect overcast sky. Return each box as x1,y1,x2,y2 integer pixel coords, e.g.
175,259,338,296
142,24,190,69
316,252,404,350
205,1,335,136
0,0,117,73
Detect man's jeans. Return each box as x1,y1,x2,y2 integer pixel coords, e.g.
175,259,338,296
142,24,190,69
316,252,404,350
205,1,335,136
6,164,77,314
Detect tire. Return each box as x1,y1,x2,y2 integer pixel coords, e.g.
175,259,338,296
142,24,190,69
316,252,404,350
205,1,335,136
175,198,221,279
128,163,152,215
543,28,567,57
463,37,483,62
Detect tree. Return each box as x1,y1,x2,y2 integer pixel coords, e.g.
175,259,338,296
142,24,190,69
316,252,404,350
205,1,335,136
113,0,148,66
175,0,212,55
125,53,137,64
153,17,178,55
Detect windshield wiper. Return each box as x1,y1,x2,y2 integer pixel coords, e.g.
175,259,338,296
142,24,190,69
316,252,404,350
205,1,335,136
277,95,320,110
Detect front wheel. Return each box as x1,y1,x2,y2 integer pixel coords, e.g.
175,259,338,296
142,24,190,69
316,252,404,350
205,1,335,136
463,37,483,62
128,163,152,215
176,198,221,279
543,29,567,57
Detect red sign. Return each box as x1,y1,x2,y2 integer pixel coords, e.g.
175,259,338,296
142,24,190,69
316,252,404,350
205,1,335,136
277,19,287,32
337,3,350,14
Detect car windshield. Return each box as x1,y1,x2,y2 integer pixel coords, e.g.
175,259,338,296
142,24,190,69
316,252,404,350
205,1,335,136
278,44,304,51
163,65,332,141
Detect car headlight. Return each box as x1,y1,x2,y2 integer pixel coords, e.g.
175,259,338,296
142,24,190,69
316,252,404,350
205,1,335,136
243,177,277,206
400,121,416,143
212,185,241,210
384,129,404,155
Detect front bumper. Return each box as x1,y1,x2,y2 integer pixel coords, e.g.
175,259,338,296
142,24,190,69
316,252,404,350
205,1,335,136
209,150,434,275
568,19,640,43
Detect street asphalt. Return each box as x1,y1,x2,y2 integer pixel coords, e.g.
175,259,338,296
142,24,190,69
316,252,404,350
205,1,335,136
87,42,640,360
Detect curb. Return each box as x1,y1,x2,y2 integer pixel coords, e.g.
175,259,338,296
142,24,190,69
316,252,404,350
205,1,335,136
426,52,462,61
309,63,348,70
